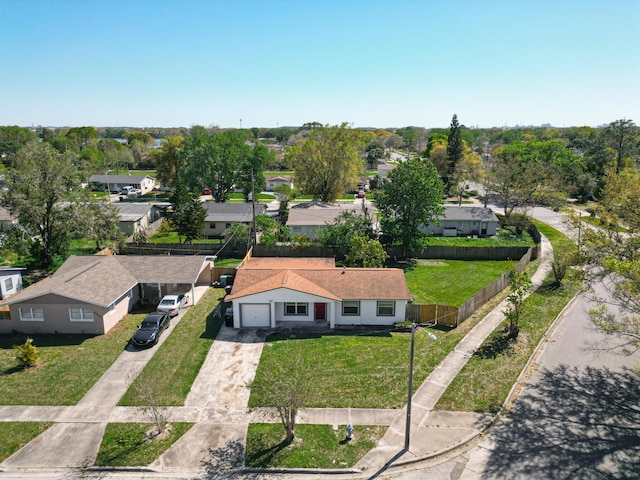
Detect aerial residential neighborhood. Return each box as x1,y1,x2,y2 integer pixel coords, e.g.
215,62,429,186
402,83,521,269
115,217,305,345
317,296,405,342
0,2,638,480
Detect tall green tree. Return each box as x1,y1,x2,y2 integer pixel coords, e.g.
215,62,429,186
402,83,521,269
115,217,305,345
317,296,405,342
150,136,183,188
603,119,639,174
581,171,640,358
0,126,38,168
1,143,83,266
345,233,388,268
445,114,464,193
77,201,123,250
289,123,364,203
376,159,444,256
235,143,270,201
179,127,252,202
316,210,375,250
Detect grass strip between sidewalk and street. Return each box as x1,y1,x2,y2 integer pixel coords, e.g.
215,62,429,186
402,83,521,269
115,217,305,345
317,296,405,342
436,221,581,413
119,288,225,406
0,422,53,462
94,422,193,466
245,424,386,469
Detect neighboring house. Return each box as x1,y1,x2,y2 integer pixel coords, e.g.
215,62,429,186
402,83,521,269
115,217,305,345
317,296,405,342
377,163,398,187
226,257,411,329
0,267,24,300
265,176,293,192
421,206,499,237
114,203,163,236
0,255,212,335
89,174,156,195
286,201,374,239
0,207,16,229
203,202,267,238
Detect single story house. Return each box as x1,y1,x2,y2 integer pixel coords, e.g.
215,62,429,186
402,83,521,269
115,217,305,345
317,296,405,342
286,201,375,239
0,255,212,335
89,174,156,195
265,176,294,192
0,267,24,300
114,202,162,236
203,202,267,238
377,163,398,187
0,207,17,229
421,206,499,237
225,257,411,329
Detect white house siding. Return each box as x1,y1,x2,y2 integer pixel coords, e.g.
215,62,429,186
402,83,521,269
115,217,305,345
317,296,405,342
231,288,337,328
0,272,23,299
334,300,407,327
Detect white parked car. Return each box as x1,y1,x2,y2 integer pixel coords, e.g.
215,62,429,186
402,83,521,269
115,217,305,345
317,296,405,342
127,188,142,198
156,294,188,317
120,185,134,195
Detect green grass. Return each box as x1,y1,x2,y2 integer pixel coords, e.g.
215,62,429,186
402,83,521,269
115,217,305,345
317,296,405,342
425,228,534,247
580,215,628,233
436,222,581,413
0,422,53,462
213,257,243,268
245,423,386,468
226,192,276,202
147,231,226,244
119,288,225,406
250,319,481,409
94,422,193,466
399,259,518,306
0,315,141,405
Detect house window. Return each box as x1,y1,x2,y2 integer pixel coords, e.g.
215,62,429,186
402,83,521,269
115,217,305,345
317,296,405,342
69,308,94,322
209,223,216,229
5,278,13,291
377,301,395,316
342,300,360,315
19,307,44,322
285,302,307,315
225,223,231,228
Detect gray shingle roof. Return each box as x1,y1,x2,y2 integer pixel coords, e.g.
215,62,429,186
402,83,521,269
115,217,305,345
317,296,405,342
203,202,266,222
114,203,152,221
89,174,155,184
439,206,499,222
4,255,210,308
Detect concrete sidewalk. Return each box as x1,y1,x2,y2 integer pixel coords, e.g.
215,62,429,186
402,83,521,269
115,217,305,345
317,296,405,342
0,234,554,477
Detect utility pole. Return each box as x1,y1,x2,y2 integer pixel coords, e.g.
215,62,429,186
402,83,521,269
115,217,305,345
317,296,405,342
251,167,257,246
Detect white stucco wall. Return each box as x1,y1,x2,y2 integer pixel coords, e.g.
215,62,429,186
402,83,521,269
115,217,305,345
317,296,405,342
230,287,407,329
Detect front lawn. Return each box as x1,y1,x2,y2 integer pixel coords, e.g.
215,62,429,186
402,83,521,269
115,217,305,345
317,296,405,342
400,259,518,306
245,424,385,468
95,422,193,466
119,288,225,406
250,320,478,409
0,422,53,462
0,315,141,405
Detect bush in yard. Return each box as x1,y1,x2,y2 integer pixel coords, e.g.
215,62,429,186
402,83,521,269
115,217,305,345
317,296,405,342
13,338,40,368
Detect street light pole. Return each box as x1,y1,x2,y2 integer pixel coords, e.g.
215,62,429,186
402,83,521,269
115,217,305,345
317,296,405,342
404,323,416,451
105,169,112,203
404,324,437,451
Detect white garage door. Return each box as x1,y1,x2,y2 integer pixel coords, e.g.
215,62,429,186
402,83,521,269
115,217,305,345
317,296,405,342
241,303,270,327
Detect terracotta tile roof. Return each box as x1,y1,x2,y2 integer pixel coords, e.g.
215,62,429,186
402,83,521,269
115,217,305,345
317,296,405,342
242,257,335,269
226,264,410,302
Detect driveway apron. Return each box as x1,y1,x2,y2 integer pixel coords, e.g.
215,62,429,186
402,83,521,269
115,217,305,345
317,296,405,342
150,326,266,469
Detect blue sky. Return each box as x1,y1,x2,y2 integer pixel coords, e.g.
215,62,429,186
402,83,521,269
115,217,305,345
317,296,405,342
1,0,638,129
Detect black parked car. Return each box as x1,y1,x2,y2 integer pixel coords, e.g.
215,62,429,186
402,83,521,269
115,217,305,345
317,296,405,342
130,312,170,347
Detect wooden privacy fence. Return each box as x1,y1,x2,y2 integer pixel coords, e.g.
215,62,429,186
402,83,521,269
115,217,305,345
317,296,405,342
406,303,458,327
211,267,237,284
455,244,538,327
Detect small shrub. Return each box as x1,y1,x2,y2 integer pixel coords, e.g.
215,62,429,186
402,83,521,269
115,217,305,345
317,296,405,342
13,338,40,368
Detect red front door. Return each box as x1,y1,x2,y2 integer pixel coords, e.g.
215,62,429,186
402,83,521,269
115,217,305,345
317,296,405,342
314,303,326,320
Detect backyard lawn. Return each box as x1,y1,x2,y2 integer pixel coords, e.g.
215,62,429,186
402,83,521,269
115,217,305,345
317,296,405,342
401,259,518,306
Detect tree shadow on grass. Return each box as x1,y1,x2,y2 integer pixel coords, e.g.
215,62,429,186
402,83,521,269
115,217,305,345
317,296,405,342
244,438,290,468
474,330,517,359
200,440,265,479
484,365,640,479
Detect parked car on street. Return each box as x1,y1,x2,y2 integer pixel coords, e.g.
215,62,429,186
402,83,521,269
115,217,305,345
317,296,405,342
356,189,366,198
130,312,170,347
120,185,134,195
127,188,142,198
203,187,212,195
156,294,187,317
